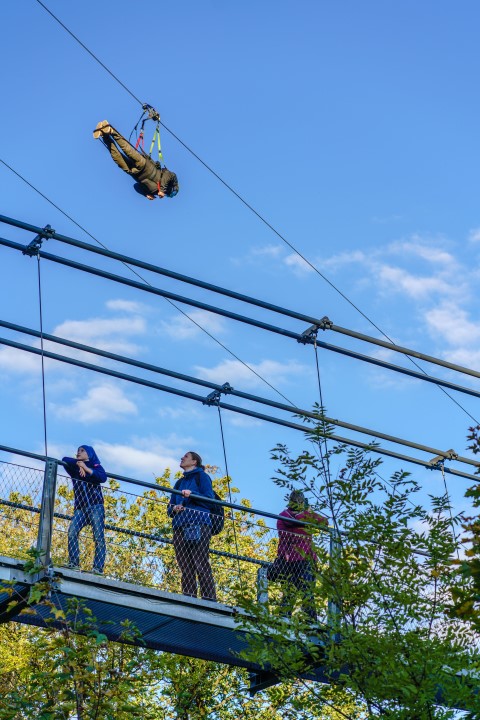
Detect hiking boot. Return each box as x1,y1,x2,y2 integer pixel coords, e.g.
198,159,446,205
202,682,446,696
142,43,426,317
93,120,111,139
91,567,104,575
67,563,81,571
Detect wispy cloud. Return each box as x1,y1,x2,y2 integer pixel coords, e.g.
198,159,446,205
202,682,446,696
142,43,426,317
283,254,314,274
228,414,263,428
468,228,480,243
157,405,203,420
231,244,318,277
106,299,148,314
251,244,284,258
94,434,196,477
375,265,454,300
51,383,137,423
194,358,308,388
321,250,367,270
388,238,456,266
424,303,480,346
0,346,41,373
54,316,146,341
159,310,226,340
52,315,146,355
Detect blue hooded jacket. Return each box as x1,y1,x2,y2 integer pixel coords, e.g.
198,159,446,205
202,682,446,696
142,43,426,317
62,445,107,510
167,467,214,528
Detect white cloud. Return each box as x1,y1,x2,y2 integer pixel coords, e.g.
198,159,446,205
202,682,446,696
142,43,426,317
442,348,480,370
468,228,480,243
95,443,178,477
106,299,147,314
194,358,308,388
54,316,146,342
52,315,146,355
94,435,195,477
157,405,203,420
251,244,284,258
322,250,367,270
228,414,262,428
388,238,455,266
159,310,226,340
52,384,137,423
284,253,314,274
0,346,41,373
376,265,453,300
0,452,46,472
424,304,480,346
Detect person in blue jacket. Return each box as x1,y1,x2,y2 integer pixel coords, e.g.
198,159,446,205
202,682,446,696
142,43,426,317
62,445,107,575
167,451,217,601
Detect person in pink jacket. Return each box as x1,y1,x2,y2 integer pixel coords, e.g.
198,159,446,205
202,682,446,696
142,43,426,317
268,490,328,619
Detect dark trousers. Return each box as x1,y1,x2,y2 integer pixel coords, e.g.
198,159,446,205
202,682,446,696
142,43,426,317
267,558,316,619
102,129,148,175
173,525,216,601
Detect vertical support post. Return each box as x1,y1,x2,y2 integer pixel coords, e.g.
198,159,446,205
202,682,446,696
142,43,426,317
257,564,269,605
36,459,58,567
328,528,342,641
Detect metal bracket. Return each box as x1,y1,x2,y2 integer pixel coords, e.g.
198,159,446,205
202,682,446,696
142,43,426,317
202,382,233,406
297,316,333,345
297,324,319,345
45,564,60,593
22,224,55,257
143,103,160,122
318,316,333,331
427,448,458,468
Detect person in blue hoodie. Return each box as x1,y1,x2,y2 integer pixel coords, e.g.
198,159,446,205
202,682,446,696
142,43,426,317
167,451,216,601
62,445,107,575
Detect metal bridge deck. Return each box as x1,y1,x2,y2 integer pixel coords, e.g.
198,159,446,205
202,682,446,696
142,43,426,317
0,555,252,667
0,554,334,692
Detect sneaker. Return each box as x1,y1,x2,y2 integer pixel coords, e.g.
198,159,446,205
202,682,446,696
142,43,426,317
91,568,104,575
67,563,81,571
93,120,112,139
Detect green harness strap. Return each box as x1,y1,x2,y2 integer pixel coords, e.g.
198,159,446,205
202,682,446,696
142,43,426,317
149,123,163,164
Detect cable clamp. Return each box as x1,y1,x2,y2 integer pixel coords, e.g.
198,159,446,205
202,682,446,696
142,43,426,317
318,316,333,331
427,448,458,468
22,224,55,257
142,103,160,122
297,324,320,345
202,382,234,405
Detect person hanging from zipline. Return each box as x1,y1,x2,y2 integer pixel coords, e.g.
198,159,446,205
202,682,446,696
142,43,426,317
94,119,179,201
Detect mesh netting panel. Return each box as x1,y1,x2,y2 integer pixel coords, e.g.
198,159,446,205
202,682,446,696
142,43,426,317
0,461,45,559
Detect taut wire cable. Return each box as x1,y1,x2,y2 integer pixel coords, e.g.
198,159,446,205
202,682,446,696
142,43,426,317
35,254,49,458
0,157,295,407
216,405,244,590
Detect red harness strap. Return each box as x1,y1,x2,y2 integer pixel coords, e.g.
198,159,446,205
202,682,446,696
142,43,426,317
135,130,145,151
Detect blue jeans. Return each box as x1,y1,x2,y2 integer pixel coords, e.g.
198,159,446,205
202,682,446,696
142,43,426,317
68,504,106,572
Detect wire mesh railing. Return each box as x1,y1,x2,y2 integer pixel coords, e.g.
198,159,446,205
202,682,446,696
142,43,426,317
0,460,45,559
0,453,331,610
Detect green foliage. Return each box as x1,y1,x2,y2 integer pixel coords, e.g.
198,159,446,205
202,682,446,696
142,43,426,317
450,424,480,633
236,413,480,718
0,466,354,719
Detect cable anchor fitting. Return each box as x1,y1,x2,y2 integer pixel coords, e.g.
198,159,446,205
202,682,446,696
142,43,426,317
142,103,160,122
22,225,55,257
297,324,320,345
318,316,333,331
203,382,234,406
427,448,458,468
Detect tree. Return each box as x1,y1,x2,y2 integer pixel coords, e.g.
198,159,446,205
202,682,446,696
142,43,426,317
450,424,480,635
235,413,480,719
0,464,360,719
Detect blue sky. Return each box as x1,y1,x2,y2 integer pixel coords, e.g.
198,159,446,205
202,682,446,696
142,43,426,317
1,0,480,517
